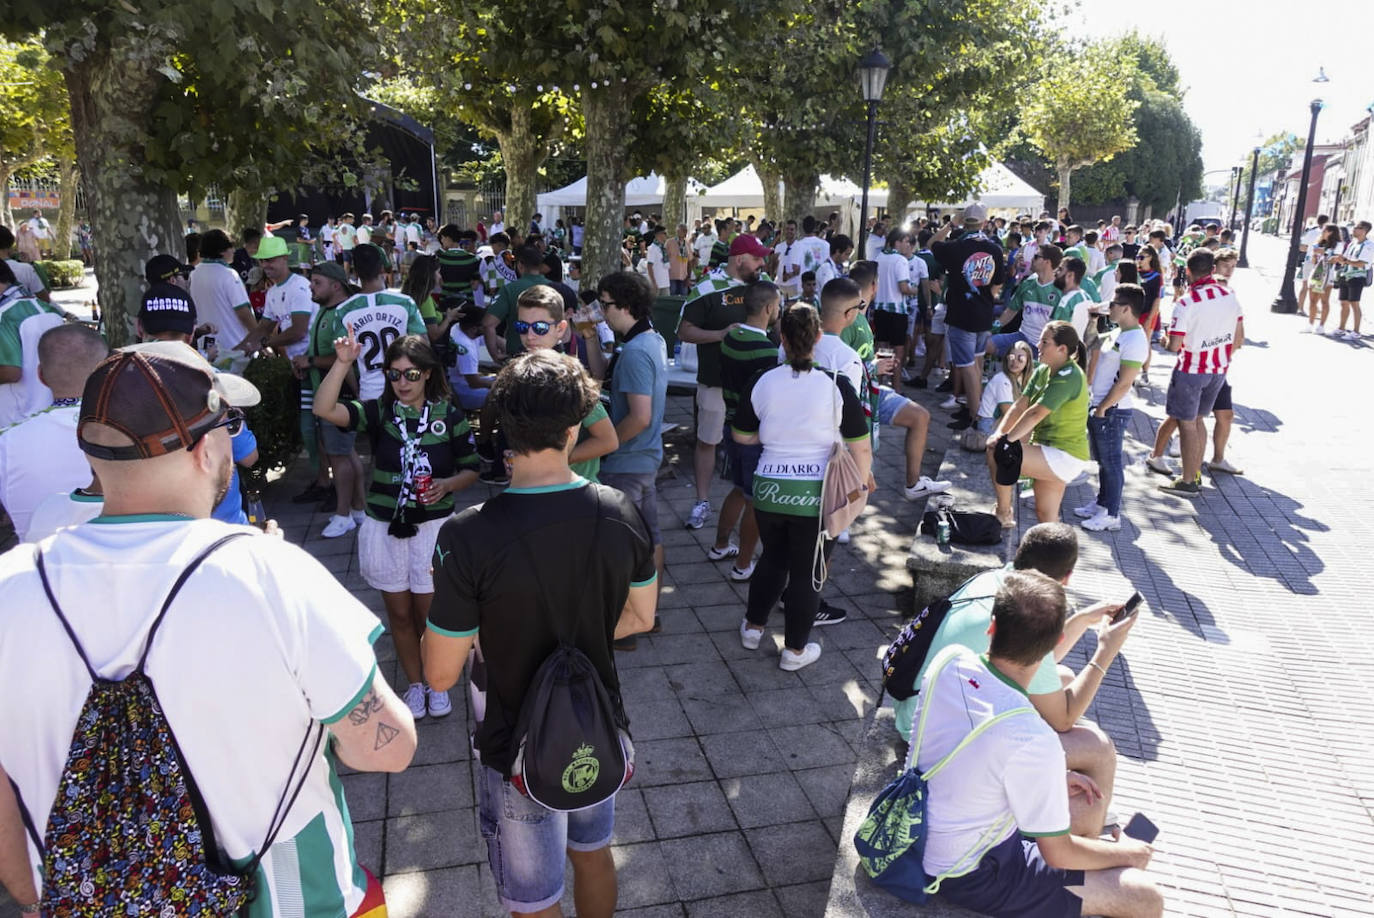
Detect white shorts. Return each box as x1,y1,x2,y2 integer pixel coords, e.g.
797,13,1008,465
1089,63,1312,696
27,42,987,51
1039,444,1091,484
358,515,447,593
696,384,726,445
930,302,948,336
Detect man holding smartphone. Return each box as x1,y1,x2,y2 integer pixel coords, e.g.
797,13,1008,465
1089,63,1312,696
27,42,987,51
910,572,1162,916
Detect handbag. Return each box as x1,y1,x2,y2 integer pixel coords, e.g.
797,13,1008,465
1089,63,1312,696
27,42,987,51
920,508,1003,546
813,366,869,589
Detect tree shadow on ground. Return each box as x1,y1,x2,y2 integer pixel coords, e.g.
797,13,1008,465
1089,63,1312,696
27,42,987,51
1194,473,1326,596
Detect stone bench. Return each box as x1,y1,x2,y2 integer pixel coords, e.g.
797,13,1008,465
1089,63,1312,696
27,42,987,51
823,705,982,918
905,442,1015,613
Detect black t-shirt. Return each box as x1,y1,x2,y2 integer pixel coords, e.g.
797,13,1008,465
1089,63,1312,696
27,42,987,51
931,232,1007,333
1121,242,1141,261
429,481,657,776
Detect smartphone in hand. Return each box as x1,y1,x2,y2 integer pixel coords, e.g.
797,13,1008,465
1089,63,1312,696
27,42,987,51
1123,812,1158,844
1111,591,1144,624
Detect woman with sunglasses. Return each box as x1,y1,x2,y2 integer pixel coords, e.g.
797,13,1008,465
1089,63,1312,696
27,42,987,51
986,321,1090,528
1134,246,1163,379
315,329,480,721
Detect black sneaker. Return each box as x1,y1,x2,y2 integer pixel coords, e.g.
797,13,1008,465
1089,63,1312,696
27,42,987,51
935,377,955,393
813,600,847,626
613,635,638,651
906,375,928,389
947,417,974,430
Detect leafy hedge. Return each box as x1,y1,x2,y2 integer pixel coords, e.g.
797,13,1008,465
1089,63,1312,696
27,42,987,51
242,355,303,475
35,259,85,288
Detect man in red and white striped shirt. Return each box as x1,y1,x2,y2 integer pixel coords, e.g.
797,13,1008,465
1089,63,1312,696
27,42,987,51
1159,249,1243,498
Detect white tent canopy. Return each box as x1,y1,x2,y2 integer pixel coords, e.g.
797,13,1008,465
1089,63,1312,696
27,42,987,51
897,162,1045,216
536,172,706,210
696,165,786,210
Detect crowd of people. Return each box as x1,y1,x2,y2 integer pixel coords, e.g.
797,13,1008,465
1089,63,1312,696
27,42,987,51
0,190,1325,918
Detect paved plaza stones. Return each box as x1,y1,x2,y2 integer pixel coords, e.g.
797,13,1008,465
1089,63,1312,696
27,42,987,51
3,233,1373,916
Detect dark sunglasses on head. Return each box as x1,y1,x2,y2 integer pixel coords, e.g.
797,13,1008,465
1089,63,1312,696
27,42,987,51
514,320,554,336
186,407,244,451
386,367,425,382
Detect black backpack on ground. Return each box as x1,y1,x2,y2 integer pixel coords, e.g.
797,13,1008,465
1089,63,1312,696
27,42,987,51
919,507,1003,546
880,573,999,702
10,534,322,916
507,489,635,812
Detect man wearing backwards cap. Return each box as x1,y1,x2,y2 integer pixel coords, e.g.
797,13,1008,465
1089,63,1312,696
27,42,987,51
675,232,772,535
0,340,415,917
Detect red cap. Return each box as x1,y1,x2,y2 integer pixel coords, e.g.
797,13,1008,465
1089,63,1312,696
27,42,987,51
727,234,772,259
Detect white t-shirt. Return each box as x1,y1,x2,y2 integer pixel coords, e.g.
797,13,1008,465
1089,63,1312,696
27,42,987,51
874,250,913,312
5,259,45,297
23,489,103,542
0,518,383,915
489,221,506,236
189,260,253,349
336,224,357,251
645,243,669,290
905,254,929,311
811,333,865,393
0,404,90,540
1090,325,1148,410
1086,247,1107,275
813,258,842,292
774,240,800,294
1300,226,1321,258
908,648,1070,875
865,232,885,262
26,216,51,240
261,273,316,359
693,232,717,266
791,236,831,280
977,371,1015,421
448,326,483,392
355,224,373,245
321,224,336,244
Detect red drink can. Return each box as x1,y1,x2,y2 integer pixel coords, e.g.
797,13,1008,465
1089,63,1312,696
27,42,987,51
413,473,432,499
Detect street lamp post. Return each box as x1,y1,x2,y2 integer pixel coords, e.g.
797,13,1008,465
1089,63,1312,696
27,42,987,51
1228,166,1242,230
857,48,890,245
1272,98,1324,313
1239,146,1261,268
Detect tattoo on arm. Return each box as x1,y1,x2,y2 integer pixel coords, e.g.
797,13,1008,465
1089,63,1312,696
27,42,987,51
347,690,384,725
374,721,400,750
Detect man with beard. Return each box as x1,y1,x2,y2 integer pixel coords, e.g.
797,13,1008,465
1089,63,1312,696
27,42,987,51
676,233,770,531
0,341,415,916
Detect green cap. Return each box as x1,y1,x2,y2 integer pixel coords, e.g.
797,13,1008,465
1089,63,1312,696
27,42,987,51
253,234,289,260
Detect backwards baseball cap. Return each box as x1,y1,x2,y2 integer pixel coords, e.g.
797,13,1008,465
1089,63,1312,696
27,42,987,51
138,283,197,337
728,234,772,259
145,254,191,284
78,341,260,461
253,235,290,260
961,203,988,226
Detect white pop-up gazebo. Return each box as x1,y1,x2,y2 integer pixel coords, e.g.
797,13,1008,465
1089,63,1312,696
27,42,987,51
695,165,786,211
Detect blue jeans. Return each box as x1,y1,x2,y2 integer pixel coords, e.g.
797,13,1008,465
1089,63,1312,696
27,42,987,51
1087,407,1131,516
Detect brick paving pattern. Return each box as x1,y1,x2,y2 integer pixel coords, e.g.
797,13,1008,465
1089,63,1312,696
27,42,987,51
3,233,1372,916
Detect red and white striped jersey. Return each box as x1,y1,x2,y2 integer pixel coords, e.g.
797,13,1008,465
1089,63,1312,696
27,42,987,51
1168,277,1243,374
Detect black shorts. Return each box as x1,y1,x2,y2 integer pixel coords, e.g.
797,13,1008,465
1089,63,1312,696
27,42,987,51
1338,277,1367,303
871,309,909,345
935,834,1084,918
1212,379,1232,413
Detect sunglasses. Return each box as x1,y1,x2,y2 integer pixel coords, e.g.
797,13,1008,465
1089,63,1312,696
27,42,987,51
186,407,244,451
514,320,555,336
386,367,425,382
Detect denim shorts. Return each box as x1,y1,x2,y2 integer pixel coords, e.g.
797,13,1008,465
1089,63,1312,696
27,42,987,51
477,765,616,914
876,385,910,426
989,330,1037,359
599,471,661,545
1165,369,1225,421
946,326,990,368
934,833,1084,918
722,432,764,498
316,416,357,455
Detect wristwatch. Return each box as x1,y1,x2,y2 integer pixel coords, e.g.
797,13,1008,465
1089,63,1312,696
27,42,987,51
19,902,39,914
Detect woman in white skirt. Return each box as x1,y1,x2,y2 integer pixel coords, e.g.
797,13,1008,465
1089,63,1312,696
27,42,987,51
315,330,479,719
986,321,1092,526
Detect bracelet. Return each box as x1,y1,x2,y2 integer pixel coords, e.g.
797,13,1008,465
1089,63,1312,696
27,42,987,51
19,903,40,915
1087,661,1109,677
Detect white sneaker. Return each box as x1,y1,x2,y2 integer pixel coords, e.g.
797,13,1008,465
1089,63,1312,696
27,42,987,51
707,542,739,561
1145,455,1173,477
837,528,851,544
686,500,711,530
1300,324,1313,334
321,514,357,539
739,620,762,650
779,642,822,671
729,560,756,582
350,509,367,525
939,395,960,410
1081,510,1121,532
903,476,952,501
1346,330,1362,341
403,683,426,720
1073,501,1105,519
426,685,452,718
1167,437,1180,458
1316,325,1327,336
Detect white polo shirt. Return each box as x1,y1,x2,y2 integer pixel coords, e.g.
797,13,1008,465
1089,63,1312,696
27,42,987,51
0,518,384,916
